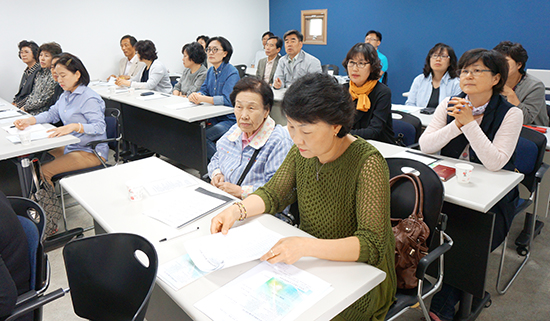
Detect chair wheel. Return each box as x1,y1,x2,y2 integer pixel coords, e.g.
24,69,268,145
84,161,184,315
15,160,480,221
516,246,528,256
484,299,492,308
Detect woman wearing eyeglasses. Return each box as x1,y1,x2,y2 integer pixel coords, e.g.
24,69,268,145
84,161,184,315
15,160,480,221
419,49,522,321
405,43,461,107
342,43,394,144
115,40,172,94
189,36,240,160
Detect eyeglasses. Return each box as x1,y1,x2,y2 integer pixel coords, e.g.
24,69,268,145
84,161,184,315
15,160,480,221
205,47,220,54
347,61,370,69
365,37,379,42
430,54,451,60
459,69,492,77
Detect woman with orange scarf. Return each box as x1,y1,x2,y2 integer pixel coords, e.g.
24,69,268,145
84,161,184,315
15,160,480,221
342,43,394,144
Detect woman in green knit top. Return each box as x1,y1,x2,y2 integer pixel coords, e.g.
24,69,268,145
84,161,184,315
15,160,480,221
211,73,396,320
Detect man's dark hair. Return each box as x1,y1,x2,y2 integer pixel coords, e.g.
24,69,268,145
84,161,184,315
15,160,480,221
365,30,382,42
283,30,303,42
267,36,283,49
120,35,138,46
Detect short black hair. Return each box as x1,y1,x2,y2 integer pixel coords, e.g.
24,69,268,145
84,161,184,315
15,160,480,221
283,30,303,42
39,42,62,57
182,42,206,65
493,41,529,75
120,35,137,46
18,40,39,61
342,43,382,81
206,36,233,64
282,73,354,138
230,77,274,112
196,35,209,43
55,53,90,86
458,49,508,94
134,40,158,61
267,36,283,49
423,43,458,78
262,31,274,39
365,30,382,42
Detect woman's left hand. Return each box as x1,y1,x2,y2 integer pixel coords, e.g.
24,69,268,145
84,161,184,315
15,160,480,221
261,237,311,265
115,78,131,87
188,92,203,104
447,97,475,128
217,182,242,198
47,123,79,138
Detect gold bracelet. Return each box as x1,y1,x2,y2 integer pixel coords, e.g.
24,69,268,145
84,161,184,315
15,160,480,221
233,201,247,221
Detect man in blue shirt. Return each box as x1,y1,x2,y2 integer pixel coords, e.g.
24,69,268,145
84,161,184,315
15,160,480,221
365,30,388,83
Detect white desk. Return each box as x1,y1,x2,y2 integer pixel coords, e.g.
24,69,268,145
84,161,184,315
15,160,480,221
0,97,79,195
89,85,234,175
246,67,257,76
60,156,386,321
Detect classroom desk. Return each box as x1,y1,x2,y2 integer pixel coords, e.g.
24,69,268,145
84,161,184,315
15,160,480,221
60,156,386,321
0,97,79,196
370,140,523,320
89,84,233,175
246,66,257,76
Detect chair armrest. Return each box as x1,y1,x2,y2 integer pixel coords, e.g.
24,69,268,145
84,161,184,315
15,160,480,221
86,135,121,149
6,288,68,321
415,232,453,279
535,162,549,180
15,290,38,306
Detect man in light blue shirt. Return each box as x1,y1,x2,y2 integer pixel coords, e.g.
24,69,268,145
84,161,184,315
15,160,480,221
273,30,322,89
365,30,388,83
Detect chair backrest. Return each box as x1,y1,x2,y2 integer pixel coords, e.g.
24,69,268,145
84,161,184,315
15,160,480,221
321,64,339,76
386,158,444,248
392,111,422,147
105,108,121,162
382,71,388,85
8,196,46,292
63,233,158,321
514,127,547,193
526,69,550,89
234,64,247,79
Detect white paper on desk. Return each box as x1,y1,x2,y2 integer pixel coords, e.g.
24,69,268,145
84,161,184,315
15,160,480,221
0,115,27,125
135,93,168,101
392,105,421,113
195,261,333,321
165,100,199,110
185,221,283,272
6,130,50,143
392,150,440,165
143,175,197,196
157,253,209,291
0,110,25,120
3,124,46,135
143,188,228,228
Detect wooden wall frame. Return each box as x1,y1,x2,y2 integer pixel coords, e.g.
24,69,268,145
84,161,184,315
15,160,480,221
301,9,327,45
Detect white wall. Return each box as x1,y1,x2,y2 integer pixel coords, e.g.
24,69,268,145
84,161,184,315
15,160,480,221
0,0,269,101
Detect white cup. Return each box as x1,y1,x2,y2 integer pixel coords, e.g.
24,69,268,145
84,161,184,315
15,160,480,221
126,179,144,201
18,131,31,146
109,86,116,95
129,87,135,94
455,163,474,184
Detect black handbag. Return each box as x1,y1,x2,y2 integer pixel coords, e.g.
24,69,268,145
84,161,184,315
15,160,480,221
29,158,63,236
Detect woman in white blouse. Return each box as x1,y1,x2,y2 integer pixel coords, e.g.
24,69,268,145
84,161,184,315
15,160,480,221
116,40,172,93
419,48,522,321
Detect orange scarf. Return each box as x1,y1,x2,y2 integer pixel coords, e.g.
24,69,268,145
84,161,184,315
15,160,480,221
349,80,377,112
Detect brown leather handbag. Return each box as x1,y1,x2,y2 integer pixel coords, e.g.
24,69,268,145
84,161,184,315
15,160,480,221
390,173,430,289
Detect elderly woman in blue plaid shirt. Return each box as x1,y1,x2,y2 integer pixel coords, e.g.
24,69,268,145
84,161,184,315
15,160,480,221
208,77,293,199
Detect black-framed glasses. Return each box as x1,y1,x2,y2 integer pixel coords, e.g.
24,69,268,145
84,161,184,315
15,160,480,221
205,47,220,54
430,54,451,60
365,37,379,42
347,61,370,69
459,69,492,77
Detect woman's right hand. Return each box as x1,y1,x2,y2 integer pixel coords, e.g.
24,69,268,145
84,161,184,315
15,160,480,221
210,204,241,235
13,117,36,130
211,173,225,187
173,90,182,96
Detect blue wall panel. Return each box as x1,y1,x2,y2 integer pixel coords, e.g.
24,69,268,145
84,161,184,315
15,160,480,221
269,0,550,104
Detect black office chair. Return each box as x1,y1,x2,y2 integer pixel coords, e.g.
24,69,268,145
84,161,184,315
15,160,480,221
7,233,158,321
382,71,388,85
7,196,50,321
384,158,453,321
321,64,339,76
234,64,247,79
496,127,548,294
392,111,422,148
46,108,122,251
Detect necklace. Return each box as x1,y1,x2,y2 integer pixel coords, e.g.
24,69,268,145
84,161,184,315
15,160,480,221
316,162,326,181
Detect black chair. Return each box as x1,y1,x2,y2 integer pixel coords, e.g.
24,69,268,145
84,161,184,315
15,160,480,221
234,64,247,79
392,111,422,148
7,233,158,321
46,108,122,251
382,71,388,85
321,64,339,76
384,158,453,321
496,127,548,294
7,196,50,321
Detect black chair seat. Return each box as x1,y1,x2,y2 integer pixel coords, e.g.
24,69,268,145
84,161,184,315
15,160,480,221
386,279,435,319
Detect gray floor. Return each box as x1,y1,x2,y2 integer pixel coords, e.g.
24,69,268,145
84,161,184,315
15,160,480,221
41,159,550,321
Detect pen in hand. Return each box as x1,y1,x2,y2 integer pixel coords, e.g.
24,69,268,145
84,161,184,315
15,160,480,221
159,227,200,242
